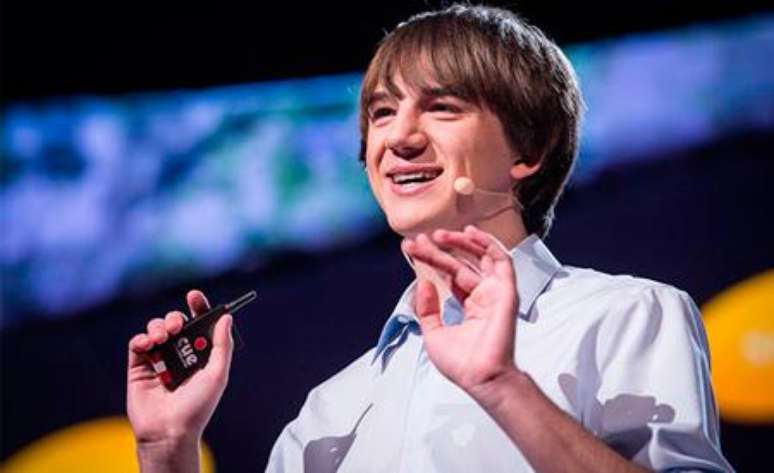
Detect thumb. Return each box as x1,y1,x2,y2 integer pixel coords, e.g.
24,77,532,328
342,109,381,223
206,314,234,382
416,279,442,332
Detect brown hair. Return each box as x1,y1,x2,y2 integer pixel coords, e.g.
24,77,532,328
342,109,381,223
359,4,584,238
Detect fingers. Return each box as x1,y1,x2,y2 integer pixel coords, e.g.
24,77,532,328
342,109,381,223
206,314,234,383
403,234,465,276
128,306,188,365
415,279,440,318
463,226,515,283
433,230,485,281
427,226,510,266
164,311,186,335
146,318,169,345
131,310,186,351
463,225,510,261
443,226,514,280
404,233,481,295
432,229,487,259
128,333,153,369
409,226,516,289
415,279,442,332
129,333,153,353
187,289,211,317
128,291,229,388
128,290,214,382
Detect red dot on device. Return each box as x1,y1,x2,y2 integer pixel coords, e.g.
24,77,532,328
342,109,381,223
194,337,208,351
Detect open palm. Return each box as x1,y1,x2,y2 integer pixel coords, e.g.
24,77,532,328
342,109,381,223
403,226,520,392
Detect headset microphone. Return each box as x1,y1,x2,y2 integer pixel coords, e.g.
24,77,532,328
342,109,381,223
452,176,523,211
453,177,476,195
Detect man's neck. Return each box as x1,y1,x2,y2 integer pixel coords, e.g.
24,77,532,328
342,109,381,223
473,208,529,250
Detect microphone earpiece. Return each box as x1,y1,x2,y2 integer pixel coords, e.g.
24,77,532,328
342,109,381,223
453,177,475,195
453,175,524,211
455,159,525,196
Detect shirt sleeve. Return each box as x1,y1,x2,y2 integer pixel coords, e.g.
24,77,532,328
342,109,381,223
587,285,733,472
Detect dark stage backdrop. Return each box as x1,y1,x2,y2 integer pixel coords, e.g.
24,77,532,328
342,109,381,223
2,2,773,472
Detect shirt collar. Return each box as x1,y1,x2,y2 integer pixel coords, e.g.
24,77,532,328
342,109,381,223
372,234,562,364
512,234,563,322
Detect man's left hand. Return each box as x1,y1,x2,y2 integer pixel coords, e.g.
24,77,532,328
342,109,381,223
402,225,521,395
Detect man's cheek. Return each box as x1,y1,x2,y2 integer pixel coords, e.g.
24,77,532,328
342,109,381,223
365,172,386,210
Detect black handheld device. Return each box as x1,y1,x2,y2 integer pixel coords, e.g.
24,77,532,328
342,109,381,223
148,290,257,390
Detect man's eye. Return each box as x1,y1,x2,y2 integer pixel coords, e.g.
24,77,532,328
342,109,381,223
370,107,395,120
429,102,460,113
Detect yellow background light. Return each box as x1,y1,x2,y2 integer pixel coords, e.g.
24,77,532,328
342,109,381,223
2,417,216,473
703,270,774,424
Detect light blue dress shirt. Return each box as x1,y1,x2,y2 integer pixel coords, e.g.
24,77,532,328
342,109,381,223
266,235,733,472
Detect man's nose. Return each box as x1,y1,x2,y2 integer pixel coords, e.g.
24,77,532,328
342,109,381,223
385,112,428,160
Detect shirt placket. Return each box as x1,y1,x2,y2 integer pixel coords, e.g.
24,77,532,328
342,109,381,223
397,336,440,473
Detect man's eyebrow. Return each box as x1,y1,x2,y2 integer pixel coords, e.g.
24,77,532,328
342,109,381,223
366,91,398,110
365,86,470,110
422,86,466,99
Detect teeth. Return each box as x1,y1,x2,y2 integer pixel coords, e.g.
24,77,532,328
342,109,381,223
392,171,441,184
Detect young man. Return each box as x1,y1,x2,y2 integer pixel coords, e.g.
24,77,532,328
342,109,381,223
127,5,732,472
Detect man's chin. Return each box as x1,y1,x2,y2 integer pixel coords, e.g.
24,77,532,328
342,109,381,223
387,213,457,238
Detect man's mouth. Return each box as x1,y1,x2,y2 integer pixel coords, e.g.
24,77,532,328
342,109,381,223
389,169,443,187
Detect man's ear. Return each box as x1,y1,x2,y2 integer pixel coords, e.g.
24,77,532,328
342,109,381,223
510,158,542,181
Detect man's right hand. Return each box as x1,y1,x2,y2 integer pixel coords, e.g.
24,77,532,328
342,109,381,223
126,289,234,470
